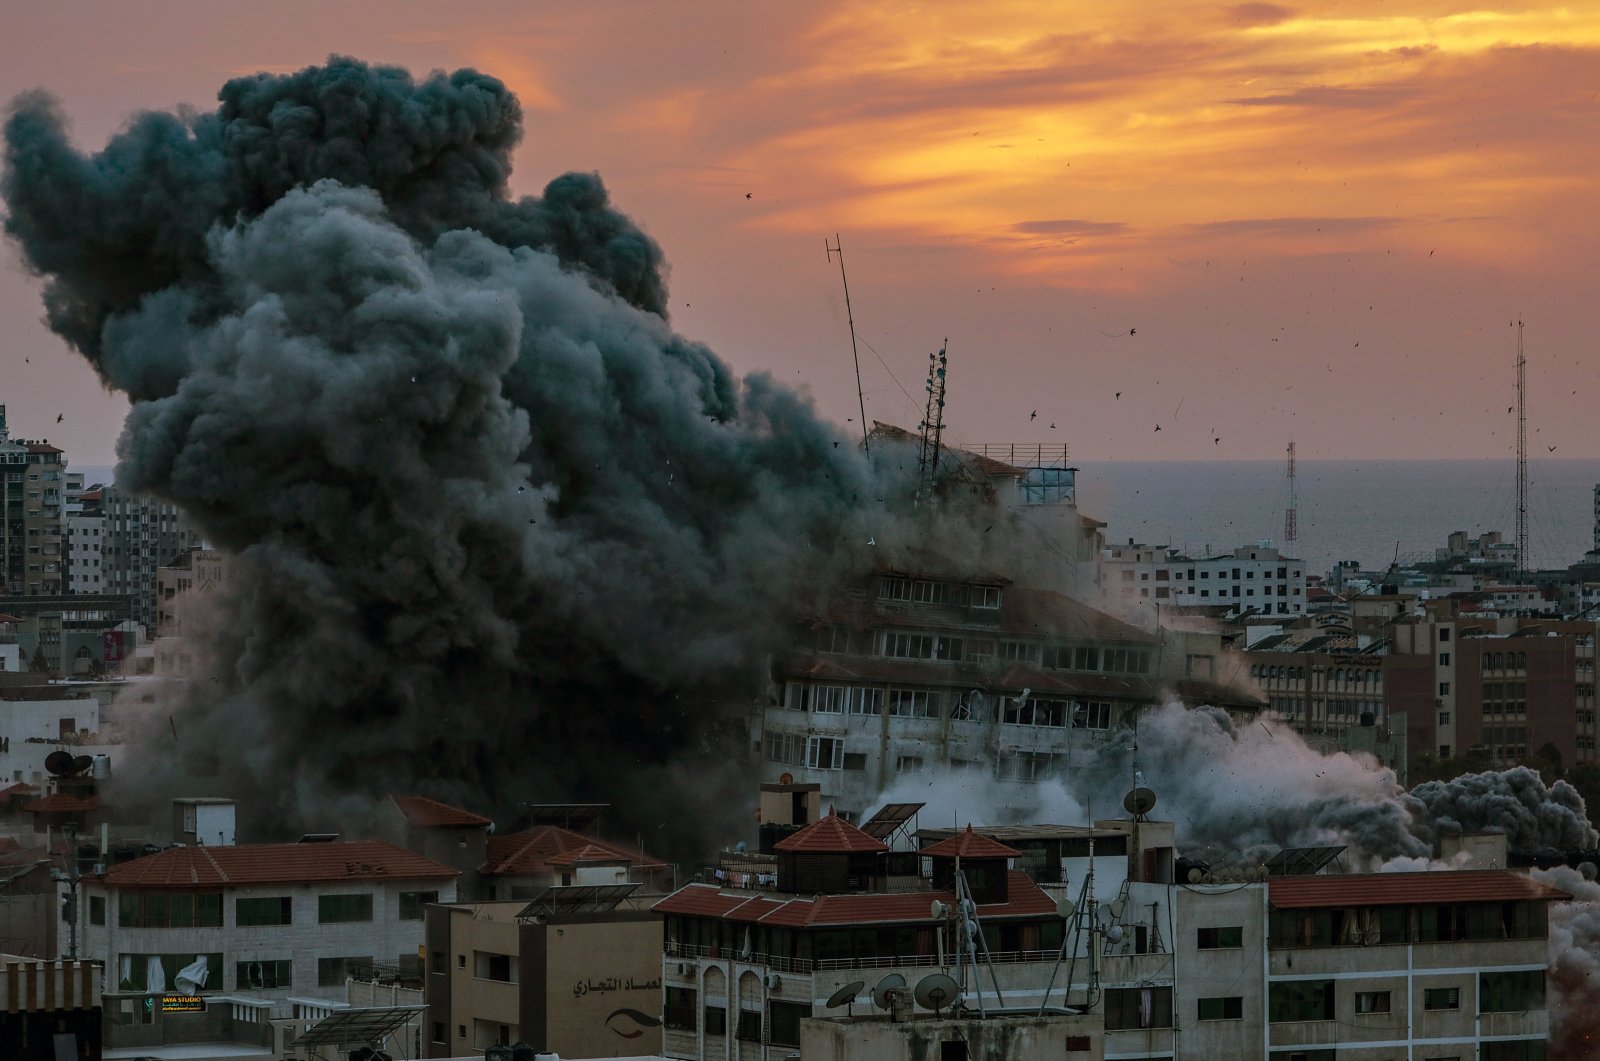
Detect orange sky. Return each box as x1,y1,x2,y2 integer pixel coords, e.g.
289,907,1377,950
3,0,1598,464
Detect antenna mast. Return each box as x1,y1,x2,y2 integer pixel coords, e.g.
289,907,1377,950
1282,441,1298,545
1515,322,1528,579
825,235,870,454
917,341,949,501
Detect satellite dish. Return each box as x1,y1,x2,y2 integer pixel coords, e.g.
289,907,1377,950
1187,866,1204,884
825,980,865,1010
914,973,960,1015
1103,923,1124,945
872,973,907,1010
1123,787,1158,817
1108,898,1126,919
1055,896,1076,919
70,755,94,776
734,840,748,854
44,751,75,776
1096,904,1114,925
930,899,946,920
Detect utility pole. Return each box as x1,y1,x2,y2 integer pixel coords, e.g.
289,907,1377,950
1515,322,1528,580
824,235,870,454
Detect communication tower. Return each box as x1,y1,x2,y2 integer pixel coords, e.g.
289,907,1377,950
1515,322,1528,579
1282,441,1298,545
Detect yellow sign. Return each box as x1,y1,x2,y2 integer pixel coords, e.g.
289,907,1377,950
162,995,205,1013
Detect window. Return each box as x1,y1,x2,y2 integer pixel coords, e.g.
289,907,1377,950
117,891,223,928
1439,681,1451,696
431,1022,446,1045
1355,990,1391,1014
89,896,105,926
887,688,941,718
806,736,844,770
1440,628,1451,642
849,687,883,715
318,956,371,987
895,755,924,773
1439,652,1451,665
736,1009,762,1041
814,624,849,653
842,752,868,771
236,896,292,926
1424,986,1460,1010
768,1000,806,1046
236,959,291,990
704,1005,727,1036
664,987,697,1030
1197,926,1243,949
116,953,224,992
1479,970,1544,1012
1104,986,1172,1029
474,952,516,983
971,586,1001,609
399,890,438,920
1479,1041,1547,1061
1439,711,1451,726
431,951,447,974
1198,996,1242,1020
764,732,804,765
1072,701,1111,729
1269,979,1334,1022
941,1043,969,1061
318,893,373,924
808,684,847,712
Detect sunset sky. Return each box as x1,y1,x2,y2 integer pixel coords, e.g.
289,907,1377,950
3,1,1598,464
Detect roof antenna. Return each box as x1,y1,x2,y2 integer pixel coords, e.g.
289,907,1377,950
825,235,870,455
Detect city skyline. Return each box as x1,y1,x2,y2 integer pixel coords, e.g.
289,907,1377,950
3,1,1598,465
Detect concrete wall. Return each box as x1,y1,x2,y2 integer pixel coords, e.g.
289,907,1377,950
800,1011,1103,1061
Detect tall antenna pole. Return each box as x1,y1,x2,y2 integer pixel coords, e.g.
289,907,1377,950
825,235,870,454
1282,441,1298,546
1515,322,1528,580
916,342,949,503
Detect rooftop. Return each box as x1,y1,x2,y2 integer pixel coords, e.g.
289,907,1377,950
482,825,666,876
390,794,491,829
1268,869,1571,909
98,840,458,889
772,811,889,854
920,825,1021,860
656,869,1054,927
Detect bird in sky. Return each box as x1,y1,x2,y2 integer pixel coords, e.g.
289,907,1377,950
1213,437,1221,445
1548,445,1558,452
55,414,63,423
1050,422,1057,429
1154,425,1162,432
1030,410,1037,420
1114,392,1121,399
745,192,752,199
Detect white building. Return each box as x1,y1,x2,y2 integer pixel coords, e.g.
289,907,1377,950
0,694,103,786
79,839,458,1004
67,502,105,594
1103,540,1306,622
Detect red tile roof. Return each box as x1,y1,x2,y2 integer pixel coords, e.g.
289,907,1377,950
390,795,491,828
545,844,631,867
656,871,1055,927
773,811,888,854
0,782,38,796
99,840,459,888
481,825,666,876
1269,870,1571,909
26,794,101,814
922,825,1021,860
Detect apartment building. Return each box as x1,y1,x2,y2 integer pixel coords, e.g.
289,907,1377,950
756,562,1190,817
98,485,201,634
0,406,67,597
423,893,663,1059
655,806,1568,1061
78,840,458,1006
1103,540,1307,621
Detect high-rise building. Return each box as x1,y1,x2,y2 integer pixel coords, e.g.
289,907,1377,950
67,484,106,594
99,486,201,633
0,404,67,596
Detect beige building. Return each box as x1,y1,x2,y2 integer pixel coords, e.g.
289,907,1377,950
801,1010,1104,1061
0,409,67,598
424,894,664,1058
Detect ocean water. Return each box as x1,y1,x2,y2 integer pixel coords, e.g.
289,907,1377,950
1075,459,1600,579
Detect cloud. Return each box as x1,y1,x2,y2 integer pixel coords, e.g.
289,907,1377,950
1228,84,1416,108
1227,3,1295,28
1010,219,1129,237
1187,216,1400,238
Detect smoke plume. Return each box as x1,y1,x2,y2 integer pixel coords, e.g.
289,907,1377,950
2,57,927,848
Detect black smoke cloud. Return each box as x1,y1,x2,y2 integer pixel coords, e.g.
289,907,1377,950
3,57,915,848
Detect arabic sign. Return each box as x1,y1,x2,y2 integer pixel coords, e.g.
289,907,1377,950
161,995,205,1013
572,975,660,1000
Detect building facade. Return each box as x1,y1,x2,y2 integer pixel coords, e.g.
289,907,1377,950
0,406,67,597
99,486,201,634
1103,541,1308,622
78,840,457,1005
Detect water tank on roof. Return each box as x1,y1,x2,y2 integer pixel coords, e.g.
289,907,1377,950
91,755,110,780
